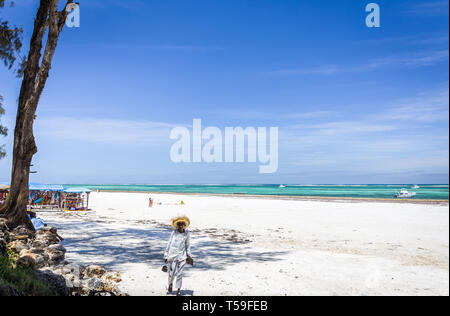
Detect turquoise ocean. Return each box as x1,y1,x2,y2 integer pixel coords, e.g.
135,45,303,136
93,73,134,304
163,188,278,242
65,184,449,200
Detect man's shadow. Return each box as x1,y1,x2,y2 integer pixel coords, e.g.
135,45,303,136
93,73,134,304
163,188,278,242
168,289,194,296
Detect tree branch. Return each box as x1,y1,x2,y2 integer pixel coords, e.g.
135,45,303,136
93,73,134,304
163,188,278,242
18,0,51,110
30,0,73,113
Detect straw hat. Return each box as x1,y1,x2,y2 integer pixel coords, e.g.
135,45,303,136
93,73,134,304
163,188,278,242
172,215,190,229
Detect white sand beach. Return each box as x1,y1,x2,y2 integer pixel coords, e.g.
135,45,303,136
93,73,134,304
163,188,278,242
37,192,449,296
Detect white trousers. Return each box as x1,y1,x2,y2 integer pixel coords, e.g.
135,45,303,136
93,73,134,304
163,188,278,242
168,259,186,289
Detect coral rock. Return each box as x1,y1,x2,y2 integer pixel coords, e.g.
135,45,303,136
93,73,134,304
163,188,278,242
17,250,37,269
84,265,106,278
87,277,105,292
8,239,30,254
102,271,122,283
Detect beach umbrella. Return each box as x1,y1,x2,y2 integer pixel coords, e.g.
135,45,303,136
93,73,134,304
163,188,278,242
29,183,64,191
63,187,92,194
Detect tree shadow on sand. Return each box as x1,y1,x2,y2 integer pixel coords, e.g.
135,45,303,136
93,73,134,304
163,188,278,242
50,220,289,272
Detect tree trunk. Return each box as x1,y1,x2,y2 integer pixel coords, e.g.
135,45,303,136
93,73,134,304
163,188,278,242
0,0,72,230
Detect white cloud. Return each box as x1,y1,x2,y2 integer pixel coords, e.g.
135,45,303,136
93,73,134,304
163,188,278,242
35,117,180,145
361,33,449,46
286,111,335,119
278,87,449,173
380,88,449,122
267,66,342,76
152,45,224,51
384,50,448,67
264,50,449,76
290,121,398,135
412,35,449,45
405,1,449,15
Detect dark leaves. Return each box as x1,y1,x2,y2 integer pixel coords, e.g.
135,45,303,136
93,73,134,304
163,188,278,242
0,21,23,70
1,0,22,71
16,55,26,78
0,125,7,136
0,95,6,159
0,1,15,9
0,0,20,159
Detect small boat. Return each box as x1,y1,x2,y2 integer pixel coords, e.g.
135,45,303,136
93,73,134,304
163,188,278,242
279,185,286,188
394,189,416,199
411,185,420,189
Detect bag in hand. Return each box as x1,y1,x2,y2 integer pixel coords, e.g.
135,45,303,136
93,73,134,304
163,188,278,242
186,257,194,265
162,265,168,272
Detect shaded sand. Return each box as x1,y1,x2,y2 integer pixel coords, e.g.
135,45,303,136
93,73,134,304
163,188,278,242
38,192,449,296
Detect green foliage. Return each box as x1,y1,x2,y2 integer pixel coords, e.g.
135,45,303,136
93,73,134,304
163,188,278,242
0,250,57,296
5,246,17,264
0,0,21,159
0,21,22,69
0,1,22,71
0,1,15,9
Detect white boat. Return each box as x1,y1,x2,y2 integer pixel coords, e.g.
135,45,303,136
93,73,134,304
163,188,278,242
394,189,417,199
279,185,286,188
411,185,420,189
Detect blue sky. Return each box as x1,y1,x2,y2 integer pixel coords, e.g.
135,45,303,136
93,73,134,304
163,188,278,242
0,0,448,184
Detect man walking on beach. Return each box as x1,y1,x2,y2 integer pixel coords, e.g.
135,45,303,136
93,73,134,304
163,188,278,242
164,216,193,296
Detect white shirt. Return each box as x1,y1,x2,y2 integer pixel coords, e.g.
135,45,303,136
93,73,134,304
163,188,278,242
164,230,191,261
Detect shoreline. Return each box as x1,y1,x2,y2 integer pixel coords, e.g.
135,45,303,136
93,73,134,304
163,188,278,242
94,190,449,205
